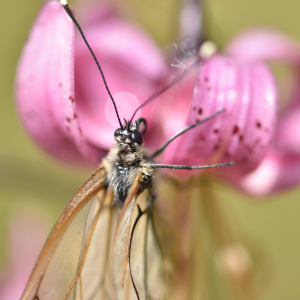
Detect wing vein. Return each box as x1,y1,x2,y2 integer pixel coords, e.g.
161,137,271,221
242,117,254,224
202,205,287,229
21,167,106,300
64,189,107,299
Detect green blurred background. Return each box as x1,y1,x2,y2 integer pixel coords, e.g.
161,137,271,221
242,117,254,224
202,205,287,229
0,0,300,299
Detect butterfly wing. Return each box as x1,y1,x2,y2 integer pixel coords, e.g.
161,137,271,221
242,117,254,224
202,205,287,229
20,167,106,300
79,172,166,300
74,173,143,300
21,169,163,300
122,192,166,300
73,191,115,300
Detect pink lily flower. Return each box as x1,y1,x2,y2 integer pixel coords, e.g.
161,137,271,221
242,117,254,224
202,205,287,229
16,1,168,166
15,1,300,195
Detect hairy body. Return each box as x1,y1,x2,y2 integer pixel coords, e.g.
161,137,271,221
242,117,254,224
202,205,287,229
103,123,153,205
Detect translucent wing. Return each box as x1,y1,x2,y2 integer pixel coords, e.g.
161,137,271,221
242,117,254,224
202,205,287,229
73,192,115,300
108,174,143,300
20,167,106,300
123,192,166,300
73,173,143,300
75,172,166,300
21,170,165,300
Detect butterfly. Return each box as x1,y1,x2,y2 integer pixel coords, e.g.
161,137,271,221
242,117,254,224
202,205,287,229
20,1,236,300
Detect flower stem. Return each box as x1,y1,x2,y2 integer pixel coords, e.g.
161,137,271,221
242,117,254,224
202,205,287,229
178,0,203,44
199,175,256,300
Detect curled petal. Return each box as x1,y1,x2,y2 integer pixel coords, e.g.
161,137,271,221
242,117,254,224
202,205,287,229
15,1,166,165
227,29,300,152
16,1,102,165
162,55,278,177
237,150,300,195
275,108,300,154
226,29,300,192
226,29,300,63
75,3,117,28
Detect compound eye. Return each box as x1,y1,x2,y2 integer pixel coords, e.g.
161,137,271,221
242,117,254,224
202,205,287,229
132,131,143,145
114,128,122,140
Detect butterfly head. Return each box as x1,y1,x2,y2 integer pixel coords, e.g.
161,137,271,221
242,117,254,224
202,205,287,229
114,118,147,146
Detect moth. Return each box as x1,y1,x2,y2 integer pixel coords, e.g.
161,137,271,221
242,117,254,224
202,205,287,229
20,1,235,300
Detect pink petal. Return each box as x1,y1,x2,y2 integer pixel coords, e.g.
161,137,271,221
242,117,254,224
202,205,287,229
275,108,300,154
237,150,300,195
75,2,117,28
144,61,199,156
15,1,103,166
74,20,167,149
160,55,278,177
226,29,300,63
226,29,300,193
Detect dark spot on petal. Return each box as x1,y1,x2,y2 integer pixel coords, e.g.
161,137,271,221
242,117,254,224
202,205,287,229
199,134,205,141
207,87,212,91
73,113,77,119
204,77,209,82
196,119,201,123
198,108,203,115
69,95,74,102
193,106,197,111
59,82,62,88
66,117,71,123
256,121,262,129
239,135,244,142
214,129,219,134
214,144,220,151
232,125,239,134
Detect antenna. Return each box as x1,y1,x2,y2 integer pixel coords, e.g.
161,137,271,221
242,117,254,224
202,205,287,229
60,0,123,128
